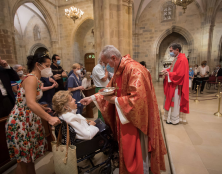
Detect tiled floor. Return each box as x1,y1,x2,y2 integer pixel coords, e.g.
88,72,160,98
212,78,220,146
4,81,222,174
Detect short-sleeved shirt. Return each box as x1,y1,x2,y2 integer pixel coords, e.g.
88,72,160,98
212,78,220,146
38,77,55,107
92,64,109,87
51,63,64,92
67,73,82,102
189,70,194,80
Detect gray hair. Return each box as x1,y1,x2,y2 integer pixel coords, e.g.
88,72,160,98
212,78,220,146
13,64,22,71
101,45,122,60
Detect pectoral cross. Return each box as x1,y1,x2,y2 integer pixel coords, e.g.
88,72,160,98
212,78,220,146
115,83,119,96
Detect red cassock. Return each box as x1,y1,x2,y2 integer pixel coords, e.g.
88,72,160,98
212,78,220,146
94,55,167,174
164,53,189,114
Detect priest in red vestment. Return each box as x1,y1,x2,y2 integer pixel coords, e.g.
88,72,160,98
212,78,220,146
162,43,189,125
80,45,166,174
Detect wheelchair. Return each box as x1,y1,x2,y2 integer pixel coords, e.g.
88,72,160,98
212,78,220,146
55,119,119,174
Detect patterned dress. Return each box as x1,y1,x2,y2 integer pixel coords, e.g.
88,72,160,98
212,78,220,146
5,74,47,163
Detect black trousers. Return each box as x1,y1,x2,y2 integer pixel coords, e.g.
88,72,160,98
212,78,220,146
195,77,209,92
192,76,198,90
0,95,14,118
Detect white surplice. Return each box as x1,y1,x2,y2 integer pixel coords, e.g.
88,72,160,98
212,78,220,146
91,95,150,174
163,70,186,124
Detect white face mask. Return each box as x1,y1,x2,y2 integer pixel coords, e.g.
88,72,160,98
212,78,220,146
17,70,23,77
38,64,53,78
76,70,81,75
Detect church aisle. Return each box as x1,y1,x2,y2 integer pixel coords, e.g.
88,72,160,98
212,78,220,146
155,81,222,174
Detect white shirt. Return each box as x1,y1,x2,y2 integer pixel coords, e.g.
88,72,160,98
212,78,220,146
0,65,11,96
59,112,99,140
198,65,209,77
92,64,109,87
82,78,91,89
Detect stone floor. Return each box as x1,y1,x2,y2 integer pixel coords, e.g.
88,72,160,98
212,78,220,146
155,81,222,174
4,81,222,174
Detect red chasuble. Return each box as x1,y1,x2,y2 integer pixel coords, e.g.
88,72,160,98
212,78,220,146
164,53,189,114
94,55,167,174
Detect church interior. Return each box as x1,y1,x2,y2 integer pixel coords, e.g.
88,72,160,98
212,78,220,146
1,0,222,174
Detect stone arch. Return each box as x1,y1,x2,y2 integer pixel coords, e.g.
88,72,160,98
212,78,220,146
154,25,194,55
70,16,94,63
153,26,194,81
12,0,57,41
29,43,48,55
71,16,94,46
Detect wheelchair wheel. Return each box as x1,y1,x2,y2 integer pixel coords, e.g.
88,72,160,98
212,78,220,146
99,162,112,174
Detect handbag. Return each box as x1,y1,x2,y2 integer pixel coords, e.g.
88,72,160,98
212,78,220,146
51,123,78,174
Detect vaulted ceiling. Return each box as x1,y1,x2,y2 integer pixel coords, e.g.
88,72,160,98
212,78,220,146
133,0,204,23
14,3,46,36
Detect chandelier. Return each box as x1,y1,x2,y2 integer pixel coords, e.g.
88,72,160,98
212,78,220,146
172,0,194,13
65,6,84,23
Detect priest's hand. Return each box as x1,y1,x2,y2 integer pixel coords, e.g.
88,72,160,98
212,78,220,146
103,95,116,104
80,97,92,105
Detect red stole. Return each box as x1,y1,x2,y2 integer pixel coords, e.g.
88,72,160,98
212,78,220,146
115,75,144,174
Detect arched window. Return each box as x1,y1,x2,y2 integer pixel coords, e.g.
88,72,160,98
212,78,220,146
162,2,175,22
33,25,41,41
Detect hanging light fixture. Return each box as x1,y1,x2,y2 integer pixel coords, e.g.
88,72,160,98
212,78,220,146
172,0,194,13
65,6,84,23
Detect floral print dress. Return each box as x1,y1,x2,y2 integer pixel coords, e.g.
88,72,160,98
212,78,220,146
5,74,47,163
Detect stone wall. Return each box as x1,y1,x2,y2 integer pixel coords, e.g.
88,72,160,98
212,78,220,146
56,0,94,71
0,0,17,65
133,0,203,80
24,15,52,56
211,2,222,66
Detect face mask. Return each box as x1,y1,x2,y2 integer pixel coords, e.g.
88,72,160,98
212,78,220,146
81,68,83,71
76,70,81,75
17,70,23,77
68,106,77,114
38,64,53,78
56,60,61,65
106,64,114,73
190,68,192,70
170,52,175,57
90,75,92,78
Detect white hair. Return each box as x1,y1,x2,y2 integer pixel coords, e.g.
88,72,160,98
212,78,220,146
13,64,22,71
101,45,122,60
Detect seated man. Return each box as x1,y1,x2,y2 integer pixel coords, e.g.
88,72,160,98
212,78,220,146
52,91,99,140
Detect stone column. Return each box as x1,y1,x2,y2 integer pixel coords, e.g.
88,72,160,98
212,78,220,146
0,0,17,65
93,0,133,58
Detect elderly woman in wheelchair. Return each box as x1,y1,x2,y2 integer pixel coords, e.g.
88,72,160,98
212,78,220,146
52,91,99,140
52,91,119,174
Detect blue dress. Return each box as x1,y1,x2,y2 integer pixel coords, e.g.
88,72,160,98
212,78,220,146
67,73,83,114
38,77,55,108
189,70,194,79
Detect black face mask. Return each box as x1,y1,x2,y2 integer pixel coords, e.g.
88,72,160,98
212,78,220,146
203,64,206,66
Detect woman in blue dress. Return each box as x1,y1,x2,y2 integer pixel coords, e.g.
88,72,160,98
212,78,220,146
67,63,85,114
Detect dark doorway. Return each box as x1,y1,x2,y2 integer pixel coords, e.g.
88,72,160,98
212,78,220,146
34,47,48,55
84,53,95,72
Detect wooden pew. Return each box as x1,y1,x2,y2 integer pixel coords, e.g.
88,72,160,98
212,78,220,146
82,86,96,118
